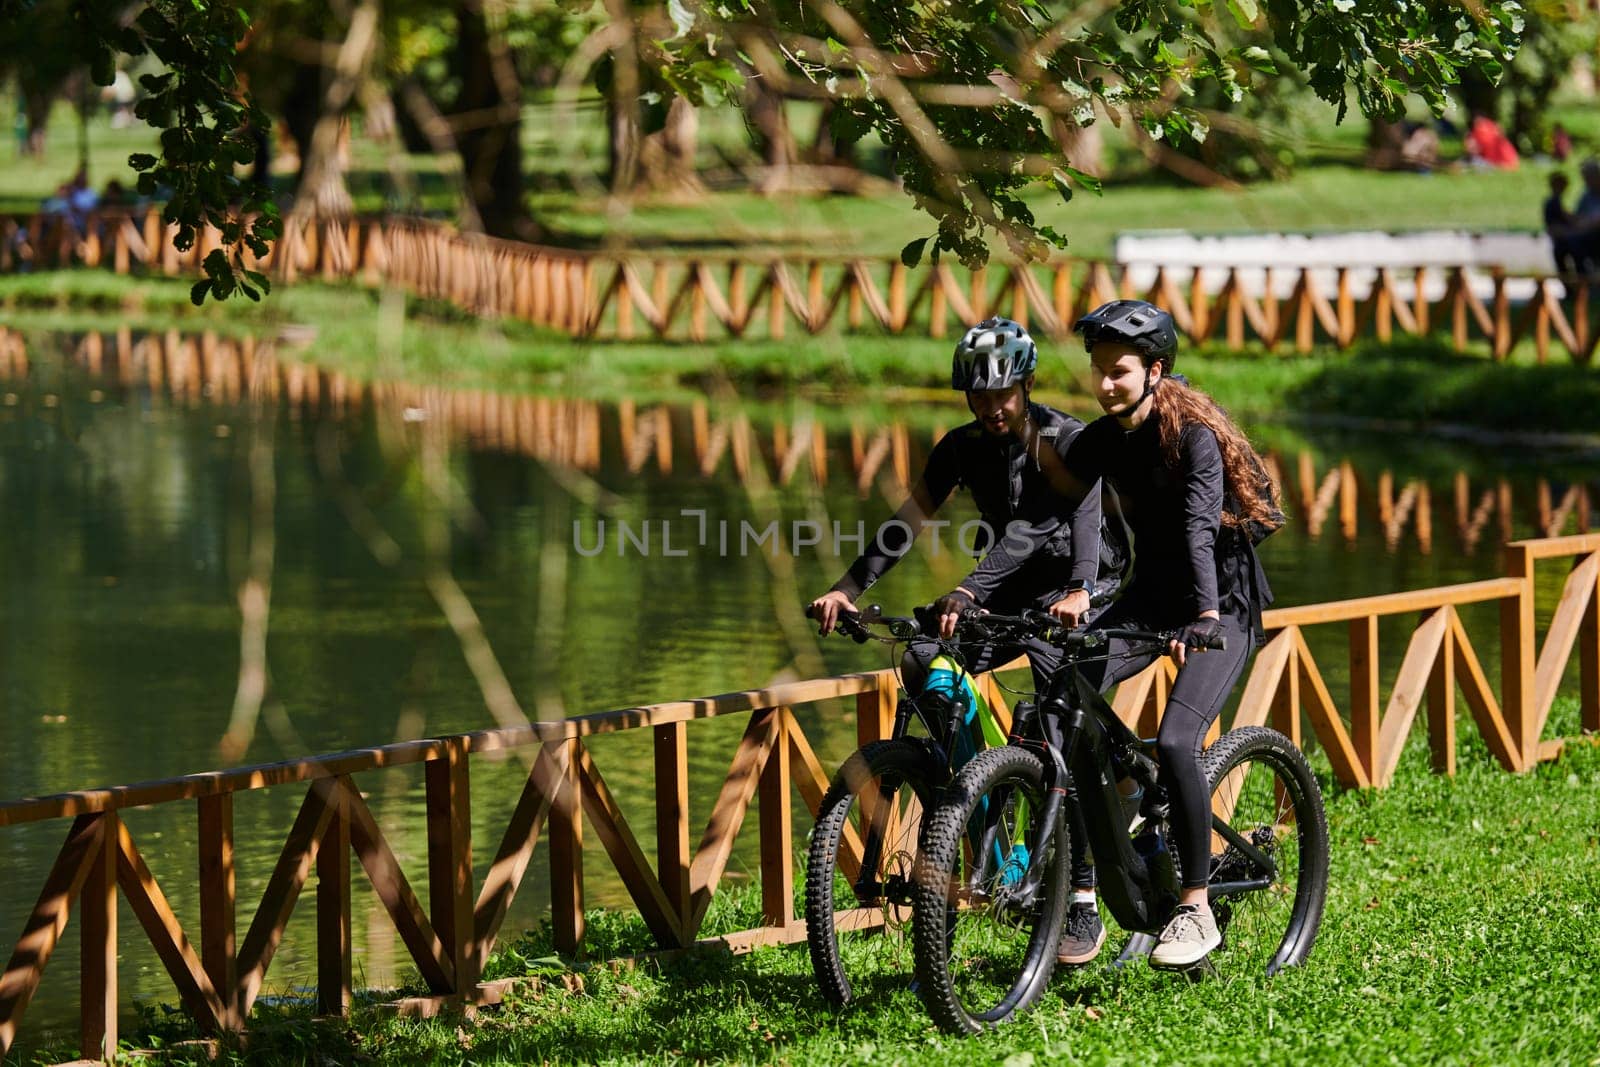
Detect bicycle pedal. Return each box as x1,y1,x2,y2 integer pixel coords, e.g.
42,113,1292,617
1106,932,1156,971
1148,952,1217,978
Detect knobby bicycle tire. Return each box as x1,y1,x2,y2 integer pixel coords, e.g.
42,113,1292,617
805,737,942,1007
1200,726,1330,975
911,745,1070,1034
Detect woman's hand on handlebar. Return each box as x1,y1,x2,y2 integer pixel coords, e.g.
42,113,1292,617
1047,589,1092,629
1169,613,1222,667
933,588,979,639
808,590,858,636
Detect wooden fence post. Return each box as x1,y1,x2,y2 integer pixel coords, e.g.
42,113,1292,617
198,795,238,1030
80,811,118,1060
426,737,475,998
1428,609,1457,775
759,710,794,926
1502,543,1537,770
550,740,586,955
1492,269,1511,361
317,780,352,1016
1580,555,1600,735
857,672,897,748
655,722,691,933
1350,615,1380,784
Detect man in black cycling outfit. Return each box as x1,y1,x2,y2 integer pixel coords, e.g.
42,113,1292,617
810,315,1124,700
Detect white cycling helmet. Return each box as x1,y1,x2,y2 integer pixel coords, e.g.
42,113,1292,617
951,317,1038,391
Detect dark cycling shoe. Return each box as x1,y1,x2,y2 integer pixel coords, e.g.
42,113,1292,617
1056,902,1106,966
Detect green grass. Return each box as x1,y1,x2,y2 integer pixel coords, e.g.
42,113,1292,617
58,697,1600,1066
5,273,1599,437
3,95,1583,261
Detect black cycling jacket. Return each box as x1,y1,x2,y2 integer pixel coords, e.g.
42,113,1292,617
830,403,1117,612
967,412,1272,635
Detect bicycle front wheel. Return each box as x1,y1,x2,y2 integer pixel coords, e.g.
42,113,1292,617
1201,726,1330,976
805,738,941,1007
911,745,1070,1034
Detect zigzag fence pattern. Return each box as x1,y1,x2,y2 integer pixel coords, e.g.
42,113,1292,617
4,211,1597,362
0,534,1596,1061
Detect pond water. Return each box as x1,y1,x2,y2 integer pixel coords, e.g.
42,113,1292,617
0,325,1594,1045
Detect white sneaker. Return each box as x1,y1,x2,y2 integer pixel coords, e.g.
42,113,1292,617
1150,904,1221,968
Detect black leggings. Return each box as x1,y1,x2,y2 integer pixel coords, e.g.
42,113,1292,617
1065,609,1256,890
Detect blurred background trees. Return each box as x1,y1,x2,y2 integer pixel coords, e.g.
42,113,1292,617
4,0,1590,277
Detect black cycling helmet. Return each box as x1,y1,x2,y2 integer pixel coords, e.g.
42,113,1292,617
952,316,1038,391
1073,299,1179,372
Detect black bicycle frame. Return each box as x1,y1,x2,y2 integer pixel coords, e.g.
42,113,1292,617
1000,665,1179,935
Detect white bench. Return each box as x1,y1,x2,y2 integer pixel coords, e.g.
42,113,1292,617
1114,230,1559,302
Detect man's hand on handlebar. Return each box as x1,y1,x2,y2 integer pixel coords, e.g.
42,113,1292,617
1169,613,1222,668
933,588,980,639
808,590,858,636
1047,589,1092,629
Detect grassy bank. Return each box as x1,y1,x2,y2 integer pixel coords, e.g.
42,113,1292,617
53,697,1600,1066
5,273,1599,439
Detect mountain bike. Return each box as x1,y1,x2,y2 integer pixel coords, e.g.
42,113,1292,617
803,604,1014,1008
910,611,1330,1034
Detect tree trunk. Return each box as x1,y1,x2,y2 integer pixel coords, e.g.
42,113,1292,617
745,81,795,196
638,96,704,195
453,0,536,240
607,98,640,193
809,101,858,167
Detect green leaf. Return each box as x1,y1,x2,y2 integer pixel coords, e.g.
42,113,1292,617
1052,170,1073,204
190,280,211,306
900,237,930,268
1225,0,1258,28
1240,46,1277,73
128,153,158,171
1059,165,1104,196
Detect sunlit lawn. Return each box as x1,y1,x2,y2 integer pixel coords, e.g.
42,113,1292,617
0,95,1582,261
67,697,1600,1066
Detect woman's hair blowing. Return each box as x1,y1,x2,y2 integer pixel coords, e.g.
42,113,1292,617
1151,377,1282,531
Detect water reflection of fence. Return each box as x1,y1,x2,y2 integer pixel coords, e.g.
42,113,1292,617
1,327,1592,557
5,211,1599,362
0,533,1595,1060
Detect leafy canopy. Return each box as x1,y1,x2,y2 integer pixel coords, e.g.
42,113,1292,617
663,0,1525,266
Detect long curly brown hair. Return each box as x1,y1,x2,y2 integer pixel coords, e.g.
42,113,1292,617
1151,376,1284,532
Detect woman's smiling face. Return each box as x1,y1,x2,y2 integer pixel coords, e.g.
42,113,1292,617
1089,341,1155,417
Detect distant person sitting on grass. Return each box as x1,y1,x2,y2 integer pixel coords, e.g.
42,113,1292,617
1465,113,1519,171
1544,172,1580,274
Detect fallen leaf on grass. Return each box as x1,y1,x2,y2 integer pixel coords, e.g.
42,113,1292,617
1085,1006,1104,1021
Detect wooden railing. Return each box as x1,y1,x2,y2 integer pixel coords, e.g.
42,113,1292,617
0,533,1597,1060
1,327,1594,560
4,211,1597,362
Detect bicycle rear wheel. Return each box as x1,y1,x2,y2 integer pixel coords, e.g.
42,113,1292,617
1201,726,1330,975
911,745,1069,1034
805,738,941,1007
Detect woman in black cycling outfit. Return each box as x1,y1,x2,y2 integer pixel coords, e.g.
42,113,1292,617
952,298,1282,970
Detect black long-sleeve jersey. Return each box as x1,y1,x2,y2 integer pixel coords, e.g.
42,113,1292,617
830,403,1118,612
967,413,1272,633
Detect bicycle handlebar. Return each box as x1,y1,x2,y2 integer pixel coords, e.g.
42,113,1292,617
810,602,1225,654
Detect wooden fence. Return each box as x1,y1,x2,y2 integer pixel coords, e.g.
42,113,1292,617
4,211,1597,363
0,532,1596,1060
